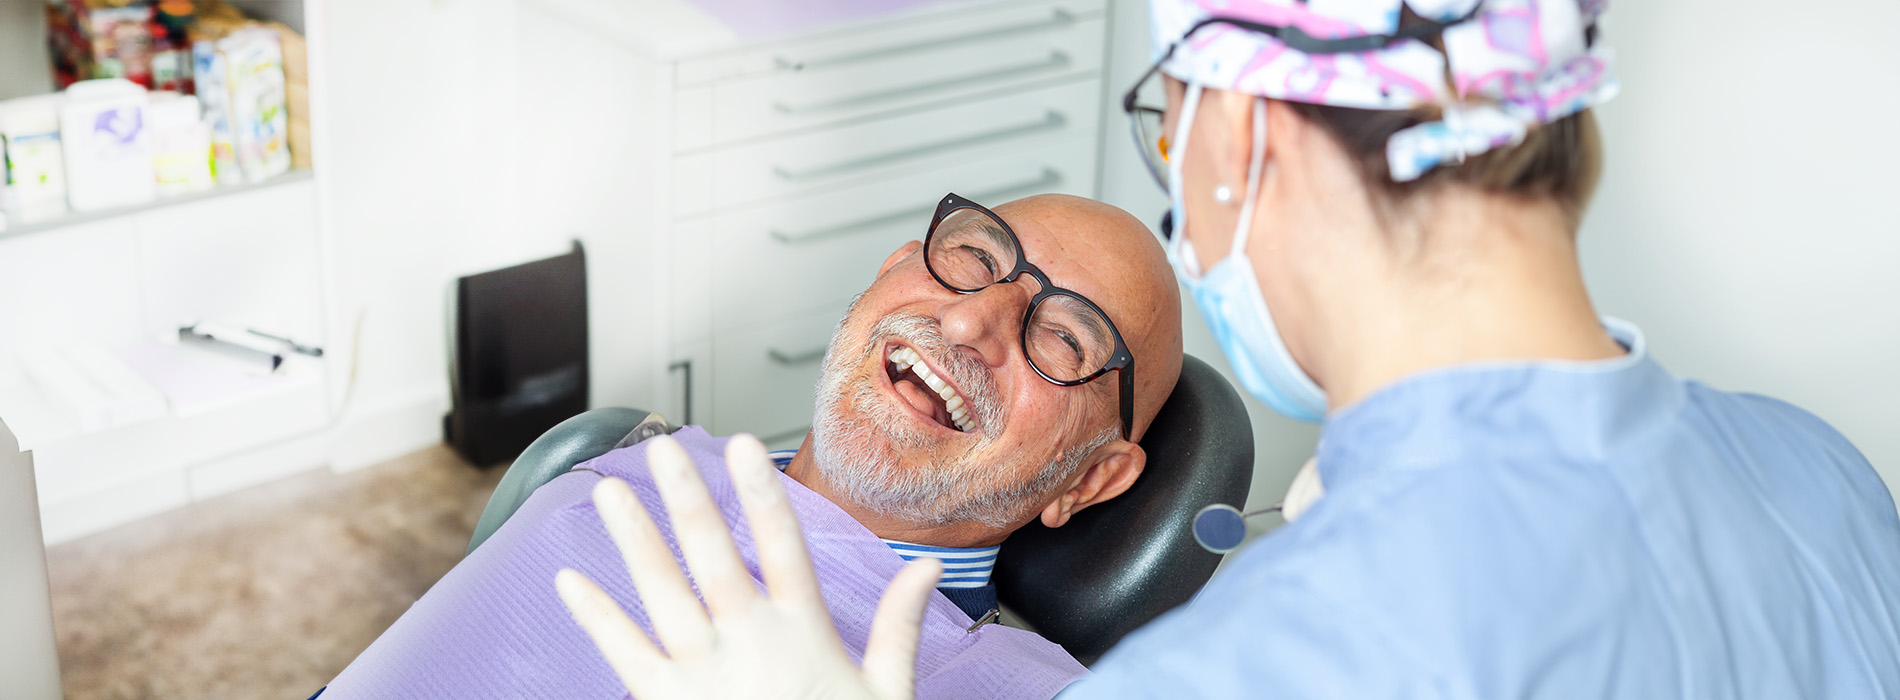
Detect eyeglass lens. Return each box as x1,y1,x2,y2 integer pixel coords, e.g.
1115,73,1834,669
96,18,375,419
1132,106,1168,186
927,207,1118,383
1126,58,1172,188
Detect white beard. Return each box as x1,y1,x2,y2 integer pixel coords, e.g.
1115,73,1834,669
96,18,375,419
807,303,1117,529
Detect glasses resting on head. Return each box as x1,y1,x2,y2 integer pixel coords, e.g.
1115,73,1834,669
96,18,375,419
922,193,1136,440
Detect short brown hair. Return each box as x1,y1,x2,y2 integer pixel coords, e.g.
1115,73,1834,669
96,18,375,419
1287,101,1604,230
1282,5,1603,231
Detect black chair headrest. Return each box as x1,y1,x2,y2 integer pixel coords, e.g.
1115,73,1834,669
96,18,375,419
994,354,1255,664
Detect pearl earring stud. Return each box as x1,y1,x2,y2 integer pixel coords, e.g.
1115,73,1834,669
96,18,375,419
1213,185,1233,203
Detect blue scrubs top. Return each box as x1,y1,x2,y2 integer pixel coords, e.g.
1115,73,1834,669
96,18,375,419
1067,319,1900,698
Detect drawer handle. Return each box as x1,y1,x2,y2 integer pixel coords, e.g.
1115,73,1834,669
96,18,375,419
773,8,1074,72
772,110,1067,182
773,50,1072,116
768,167,1063,245
668,359,693,425
768,346,829,365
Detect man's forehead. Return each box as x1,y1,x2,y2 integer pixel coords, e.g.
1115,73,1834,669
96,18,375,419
990,200,1139,306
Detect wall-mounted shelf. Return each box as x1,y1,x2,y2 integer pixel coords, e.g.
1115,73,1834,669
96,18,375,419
0,169,315,241
0,167,329,544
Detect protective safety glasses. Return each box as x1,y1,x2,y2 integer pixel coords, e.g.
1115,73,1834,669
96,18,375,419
1120,8,1486,192
923,193,1136,439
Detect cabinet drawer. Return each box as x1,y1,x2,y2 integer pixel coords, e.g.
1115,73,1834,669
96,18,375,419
676,13,1105,149
673,78,1100,217
699,135,1097,333
675,0,1106,87
710,304,845,441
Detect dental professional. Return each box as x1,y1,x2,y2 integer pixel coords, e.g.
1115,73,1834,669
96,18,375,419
552,1,1900,698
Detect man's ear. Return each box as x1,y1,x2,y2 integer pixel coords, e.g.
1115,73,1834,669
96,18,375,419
1039,440,1146,529
877,240,925,277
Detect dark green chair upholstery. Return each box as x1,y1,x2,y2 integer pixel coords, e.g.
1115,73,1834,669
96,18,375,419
466,407,649,555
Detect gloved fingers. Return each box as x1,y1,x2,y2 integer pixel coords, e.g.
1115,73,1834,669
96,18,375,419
725,434,825,612
556,568,668,694
644,435,761,618
591,476,712,654
860,558,942,700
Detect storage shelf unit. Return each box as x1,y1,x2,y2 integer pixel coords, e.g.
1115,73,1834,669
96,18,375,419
0,169,314,240
0,173,331,544
0,1,331,544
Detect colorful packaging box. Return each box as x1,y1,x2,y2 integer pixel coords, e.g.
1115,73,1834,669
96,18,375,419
191,39,242,185
0,96,73,229
148,92,213,196
195,28,288,183
45,1,195,93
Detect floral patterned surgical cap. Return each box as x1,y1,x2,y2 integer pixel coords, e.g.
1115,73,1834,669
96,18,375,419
1151,0,1616,181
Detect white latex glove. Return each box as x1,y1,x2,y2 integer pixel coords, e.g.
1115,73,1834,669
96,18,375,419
554,434,944,700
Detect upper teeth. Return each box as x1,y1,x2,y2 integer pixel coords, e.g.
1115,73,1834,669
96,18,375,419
888,346,975,432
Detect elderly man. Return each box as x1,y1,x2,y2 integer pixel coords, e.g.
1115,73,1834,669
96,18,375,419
317,193,1184,699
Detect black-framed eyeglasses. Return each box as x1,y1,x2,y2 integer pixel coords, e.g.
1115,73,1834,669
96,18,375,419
1121,6,1488,193
923,193,1135,440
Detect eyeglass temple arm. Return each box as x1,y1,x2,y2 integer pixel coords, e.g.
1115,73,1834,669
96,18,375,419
1122,45,1174,113
1120,362,1136,440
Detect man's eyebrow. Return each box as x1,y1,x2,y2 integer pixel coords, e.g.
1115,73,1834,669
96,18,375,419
1078,302,1113,349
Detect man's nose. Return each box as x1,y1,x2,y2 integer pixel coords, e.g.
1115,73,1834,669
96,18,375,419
936,282,1032,368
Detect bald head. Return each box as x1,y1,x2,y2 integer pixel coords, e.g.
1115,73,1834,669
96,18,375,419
792,191,1187,546
991,194,1184,439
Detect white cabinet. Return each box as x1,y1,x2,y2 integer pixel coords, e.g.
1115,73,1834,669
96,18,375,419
0,175,331,543
674,3,1106,149
521,0,1110,446
672,79,1101,214
689,131,1097,334
710,305,843,447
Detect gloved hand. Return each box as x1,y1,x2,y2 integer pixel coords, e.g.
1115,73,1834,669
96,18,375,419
554,434,944,700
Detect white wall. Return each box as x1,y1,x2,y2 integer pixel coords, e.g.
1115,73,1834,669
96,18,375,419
1580,1,1900,502
315,0,574,468
1096,0,1900,514
0,0,53,102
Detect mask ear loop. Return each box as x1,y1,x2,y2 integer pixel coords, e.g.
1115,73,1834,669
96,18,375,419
1227,96,1270,259
1167,83,1206,280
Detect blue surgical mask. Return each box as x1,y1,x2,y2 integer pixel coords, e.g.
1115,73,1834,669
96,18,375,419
1165,85,1329,423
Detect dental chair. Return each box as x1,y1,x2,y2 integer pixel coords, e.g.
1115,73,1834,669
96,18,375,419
467,354,1254,665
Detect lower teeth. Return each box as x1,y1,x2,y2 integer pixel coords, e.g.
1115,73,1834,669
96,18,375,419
890,349,971,432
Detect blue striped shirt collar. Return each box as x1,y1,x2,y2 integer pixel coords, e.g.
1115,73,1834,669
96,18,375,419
768,449,997,589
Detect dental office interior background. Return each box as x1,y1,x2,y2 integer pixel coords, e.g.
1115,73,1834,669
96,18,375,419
0,0,1894,525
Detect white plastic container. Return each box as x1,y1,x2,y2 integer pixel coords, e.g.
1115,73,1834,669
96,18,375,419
0,95,72,229
148,92,215,197
59,78,156,211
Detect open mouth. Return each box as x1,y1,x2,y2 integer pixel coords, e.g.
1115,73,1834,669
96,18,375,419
884,344,977,433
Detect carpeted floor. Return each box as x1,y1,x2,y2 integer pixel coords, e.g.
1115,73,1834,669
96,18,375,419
45,445,505,700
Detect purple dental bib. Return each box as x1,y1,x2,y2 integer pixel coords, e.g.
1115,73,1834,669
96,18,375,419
322,427,1086,699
